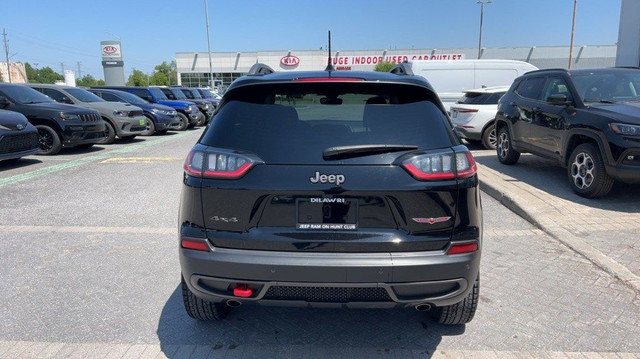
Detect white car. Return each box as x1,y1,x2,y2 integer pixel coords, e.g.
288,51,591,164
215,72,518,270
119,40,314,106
450,86,509,150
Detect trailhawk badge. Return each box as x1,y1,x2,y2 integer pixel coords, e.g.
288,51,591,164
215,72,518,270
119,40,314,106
309,171,345,186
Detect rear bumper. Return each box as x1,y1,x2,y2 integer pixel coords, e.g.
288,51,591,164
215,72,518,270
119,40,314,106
454,126,482,141
180,241,480,308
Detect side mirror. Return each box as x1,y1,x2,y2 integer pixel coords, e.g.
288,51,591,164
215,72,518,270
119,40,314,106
547,94,570,106
61,96,74,104
0,96,10,108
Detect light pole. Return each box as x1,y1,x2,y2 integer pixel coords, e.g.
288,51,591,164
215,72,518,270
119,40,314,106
204,0,214,89
568,0,578,69
477,0,492,59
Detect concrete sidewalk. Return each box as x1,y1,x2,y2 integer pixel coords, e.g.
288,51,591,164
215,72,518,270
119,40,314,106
475,151,640,293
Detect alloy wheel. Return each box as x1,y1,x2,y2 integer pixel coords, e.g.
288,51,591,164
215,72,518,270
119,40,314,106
571,152,594,189
38,128,54,151
497,131,510,159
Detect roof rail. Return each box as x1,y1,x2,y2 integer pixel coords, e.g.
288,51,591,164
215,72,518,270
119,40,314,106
389,62,414,76
248,63,275,75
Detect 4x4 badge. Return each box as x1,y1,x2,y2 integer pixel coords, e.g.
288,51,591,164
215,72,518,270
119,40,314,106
412,217,451,224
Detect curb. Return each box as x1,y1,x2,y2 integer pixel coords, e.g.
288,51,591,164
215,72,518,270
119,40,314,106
478,163,640,294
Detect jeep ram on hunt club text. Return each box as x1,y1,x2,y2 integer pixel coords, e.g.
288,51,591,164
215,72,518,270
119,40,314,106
179,63,483,325
495,67,640,198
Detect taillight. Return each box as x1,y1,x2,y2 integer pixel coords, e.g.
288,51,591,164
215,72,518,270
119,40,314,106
184,149,256,179
402,150,477,180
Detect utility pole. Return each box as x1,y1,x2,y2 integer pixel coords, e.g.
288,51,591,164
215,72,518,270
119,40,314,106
77,62,82,78
204,0,214,88
568,0,578,69
2,28,12,83
60,62,65,76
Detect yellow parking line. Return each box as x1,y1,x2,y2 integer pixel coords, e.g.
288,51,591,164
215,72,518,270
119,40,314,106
100,157,181,164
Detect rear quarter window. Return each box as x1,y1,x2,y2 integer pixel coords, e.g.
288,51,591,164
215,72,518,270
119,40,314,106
200,82,454,164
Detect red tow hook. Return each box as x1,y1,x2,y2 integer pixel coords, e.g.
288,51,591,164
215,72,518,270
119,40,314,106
233,285,253,298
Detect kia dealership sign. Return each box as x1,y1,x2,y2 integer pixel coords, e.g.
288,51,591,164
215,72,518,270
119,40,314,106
101,44,122,58
280,55,300,68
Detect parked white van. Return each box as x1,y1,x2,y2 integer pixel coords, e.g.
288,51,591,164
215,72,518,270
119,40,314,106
408,59,538,110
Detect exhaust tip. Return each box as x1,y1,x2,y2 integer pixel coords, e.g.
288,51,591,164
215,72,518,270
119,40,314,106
226,299,242,307
415,304,431,311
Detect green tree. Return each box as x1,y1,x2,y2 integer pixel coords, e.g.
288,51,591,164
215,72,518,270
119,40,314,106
126,69,150,86
374,61,396,72
153,61,177,85
25,62,63,83
149,71,168,86
76,74,105,87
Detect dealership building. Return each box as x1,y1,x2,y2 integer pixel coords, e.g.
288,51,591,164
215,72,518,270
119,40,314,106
175,44,617,88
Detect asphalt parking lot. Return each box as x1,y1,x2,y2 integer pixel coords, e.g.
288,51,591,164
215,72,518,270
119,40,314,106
1,129,639,358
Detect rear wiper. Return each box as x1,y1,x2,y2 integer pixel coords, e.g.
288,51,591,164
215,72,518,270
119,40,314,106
323,144,418,160
583,99,616,104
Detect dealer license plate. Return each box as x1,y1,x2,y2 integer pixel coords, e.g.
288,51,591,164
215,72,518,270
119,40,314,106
296,198,358,230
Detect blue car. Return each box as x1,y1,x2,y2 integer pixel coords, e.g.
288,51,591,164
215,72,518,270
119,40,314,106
92,86,199,131
0,109,40,162
89,88,180,136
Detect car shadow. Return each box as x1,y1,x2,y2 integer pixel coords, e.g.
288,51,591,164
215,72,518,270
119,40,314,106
472,148,640,213
156,285,465,358
59,146,105,155
0,157,42,170
118,137,145,144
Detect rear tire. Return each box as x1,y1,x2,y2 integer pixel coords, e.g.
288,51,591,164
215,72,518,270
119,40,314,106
496,126,520,165
482,123,497,150
36,125,62,155
176,113,189,131
98,121,116,144
568,143,614,198
430,276,479,325
181,275,229,321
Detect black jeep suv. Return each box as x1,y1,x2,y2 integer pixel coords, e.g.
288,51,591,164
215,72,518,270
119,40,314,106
179,64,482,325
0,84,105,155
495,67,640,198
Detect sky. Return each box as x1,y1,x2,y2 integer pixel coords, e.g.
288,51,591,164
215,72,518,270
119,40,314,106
1,0,623,80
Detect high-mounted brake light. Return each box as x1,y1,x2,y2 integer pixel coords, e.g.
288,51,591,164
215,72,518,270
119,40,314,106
402,151,477,181
451,108,479,113
293,77,364,82
184,149,256,179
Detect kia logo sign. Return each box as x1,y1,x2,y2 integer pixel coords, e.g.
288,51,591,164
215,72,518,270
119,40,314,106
280,55,300,67
102,44,121,57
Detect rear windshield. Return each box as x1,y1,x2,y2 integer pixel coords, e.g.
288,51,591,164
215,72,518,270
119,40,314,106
200,82,453,164
457,92,504,105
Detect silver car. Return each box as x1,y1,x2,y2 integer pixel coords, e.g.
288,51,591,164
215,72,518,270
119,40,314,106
28,84,147,144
